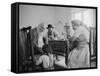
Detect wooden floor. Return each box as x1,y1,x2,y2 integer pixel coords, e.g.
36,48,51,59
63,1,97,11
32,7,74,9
18,55,96,73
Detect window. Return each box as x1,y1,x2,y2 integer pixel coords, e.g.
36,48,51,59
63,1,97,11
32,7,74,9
71,9,96,28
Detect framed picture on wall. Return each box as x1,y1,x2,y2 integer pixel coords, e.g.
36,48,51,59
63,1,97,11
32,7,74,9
11,2,98,73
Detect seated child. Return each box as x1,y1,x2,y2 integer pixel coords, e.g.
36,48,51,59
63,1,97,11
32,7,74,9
35,37,54,70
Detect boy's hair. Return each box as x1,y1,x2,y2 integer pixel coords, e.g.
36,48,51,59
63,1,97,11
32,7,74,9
42,44,53,55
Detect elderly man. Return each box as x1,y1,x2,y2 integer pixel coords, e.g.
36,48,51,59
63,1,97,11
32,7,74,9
68,20,90,68
30,23,47,61
62,22,74,65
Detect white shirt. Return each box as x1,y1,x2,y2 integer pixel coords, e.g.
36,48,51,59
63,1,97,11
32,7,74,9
36,55,53,69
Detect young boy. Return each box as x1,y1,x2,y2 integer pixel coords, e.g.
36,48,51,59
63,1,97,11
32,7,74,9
35,37,54,70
